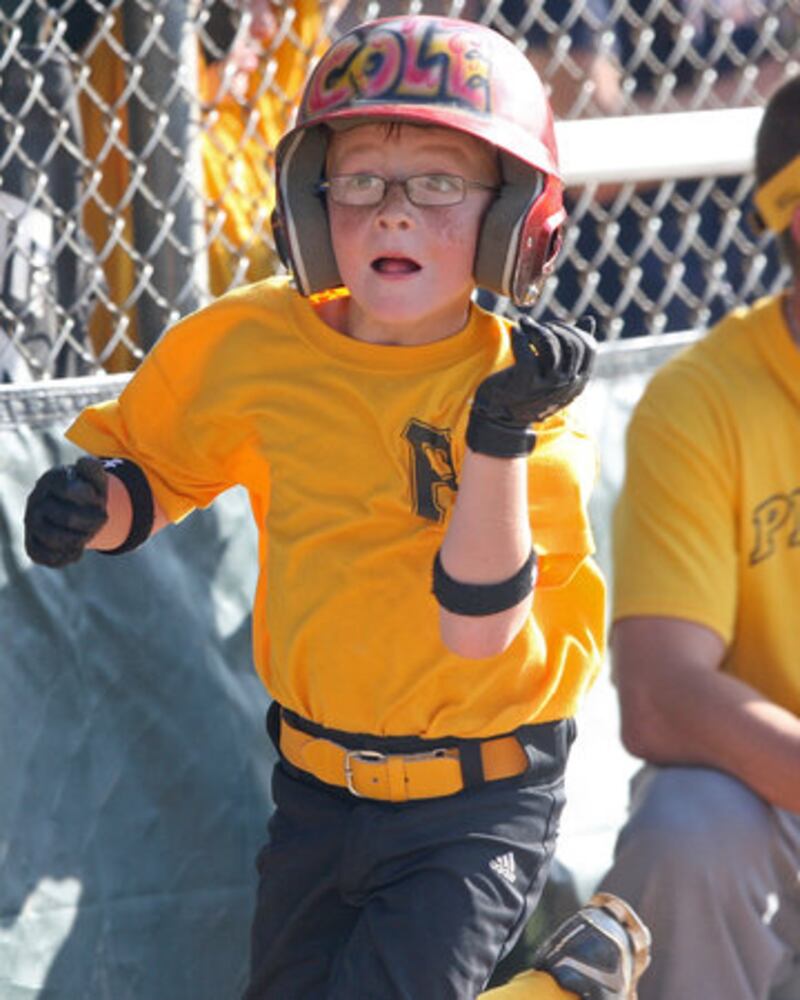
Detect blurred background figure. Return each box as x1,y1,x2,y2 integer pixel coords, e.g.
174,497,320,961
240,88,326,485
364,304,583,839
0,0,337,374
200,0,343,296
74,0,336,371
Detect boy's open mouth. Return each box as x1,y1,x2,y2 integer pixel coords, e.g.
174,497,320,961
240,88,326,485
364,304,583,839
371,256,422,275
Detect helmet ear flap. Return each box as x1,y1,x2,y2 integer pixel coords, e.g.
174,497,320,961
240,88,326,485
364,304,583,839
509,190,565,306
275,127,342,295
475,157,565,307
270,205,290,271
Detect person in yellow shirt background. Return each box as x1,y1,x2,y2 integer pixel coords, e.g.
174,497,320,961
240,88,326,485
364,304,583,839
200,0,341,296
597,74,800,1000
77,0,333,371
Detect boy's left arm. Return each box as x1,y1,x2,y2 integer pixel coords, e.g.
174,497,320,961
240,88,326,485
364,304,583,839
24,456,170,568
436,317,596,659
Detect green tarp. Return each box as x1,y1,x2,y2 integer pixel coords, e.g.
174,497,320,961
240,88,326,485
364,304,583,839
2,382,271,998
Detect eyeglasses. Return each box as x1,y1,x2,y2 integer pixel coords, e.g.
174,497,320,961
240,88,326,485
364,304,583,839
316,173,499,208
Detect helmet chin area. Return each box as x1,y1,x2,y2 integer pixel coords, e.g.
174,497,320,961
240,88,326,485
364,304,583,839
273,15,565,306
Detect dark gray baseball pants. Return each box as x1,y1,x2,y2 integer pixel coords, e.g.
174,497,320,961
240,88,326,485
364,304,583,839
244,716,575,1000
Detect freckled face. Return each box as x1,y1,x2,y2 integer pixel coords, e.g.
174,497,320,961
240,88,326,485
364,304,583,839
325,124,499,345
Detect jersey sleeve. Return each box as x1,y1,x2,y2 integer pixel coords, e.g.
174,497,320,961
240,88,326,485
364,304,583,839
528,410,598,588
612,361,738,641
65,312,246,523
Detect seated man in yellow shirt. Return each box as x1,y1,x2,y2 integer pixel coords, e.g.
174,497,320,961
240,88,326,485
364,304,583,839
599,75,800,1000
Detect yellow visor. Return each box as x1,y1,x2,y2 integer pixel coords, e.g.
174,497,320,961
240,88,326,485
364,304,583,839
753,153,800,233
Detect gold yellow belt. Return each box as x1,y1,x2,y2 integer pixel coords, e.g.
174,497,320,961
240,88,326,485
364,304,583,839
279,715,530,803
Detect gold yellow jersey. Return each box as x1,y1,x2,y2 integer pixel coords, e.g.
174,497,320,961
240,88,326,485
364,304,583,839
67,277,604,738
614,293,800,715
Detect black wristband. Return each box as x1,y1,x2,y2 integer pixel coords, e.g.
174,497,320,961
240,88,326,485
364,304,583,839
432,548,538,616
97,458,155,556
465,411,537,458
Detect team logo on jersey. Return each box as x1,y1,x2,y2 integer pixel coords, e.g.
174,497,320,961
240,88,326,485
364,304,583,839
749,489,800,564
403,419,457,522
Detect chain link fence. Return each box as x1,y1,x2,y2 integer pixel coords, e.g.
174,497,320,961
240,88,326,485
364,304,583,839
1,0,798,380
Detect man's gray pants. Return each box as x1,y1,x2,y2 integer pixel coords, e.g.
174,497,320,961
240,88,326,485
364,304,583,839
599,766,800,1000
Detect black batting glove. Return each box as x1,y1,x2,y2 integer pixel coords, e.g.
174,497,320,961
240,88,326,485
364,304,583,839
24,456,109,568
466,315,597,458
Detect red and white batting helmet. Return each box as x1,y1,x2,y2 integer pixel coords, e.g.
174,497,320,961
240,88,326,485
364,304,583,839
273,14,564,307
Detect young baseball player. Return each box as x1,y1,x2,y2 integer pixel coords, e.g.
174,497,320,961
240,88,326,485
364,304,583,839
23,15,649,1000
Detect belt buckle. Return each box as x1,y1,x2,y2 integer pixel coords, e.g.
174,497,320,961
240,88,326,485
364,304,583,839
344,749,386,797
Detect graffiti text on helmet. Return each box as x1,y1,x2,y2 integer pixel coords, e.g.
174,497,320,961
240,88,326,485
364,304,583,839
303,22,492,119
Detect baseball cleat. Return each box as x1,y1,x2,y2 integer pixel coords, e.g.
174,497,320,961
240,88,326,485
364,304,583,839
532,891,652,1000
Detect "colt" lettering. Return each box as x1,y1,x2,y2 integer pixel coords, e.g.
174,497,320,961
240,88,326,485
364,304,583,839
303,22,492,119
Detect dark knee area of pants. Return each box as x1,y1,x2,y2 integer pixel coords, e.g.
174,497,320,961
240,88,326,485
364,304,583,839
327,781,562,999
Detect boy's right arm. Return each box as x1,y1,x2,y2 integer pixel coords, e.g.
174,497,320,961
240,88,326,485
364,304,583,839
24,456,168,568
